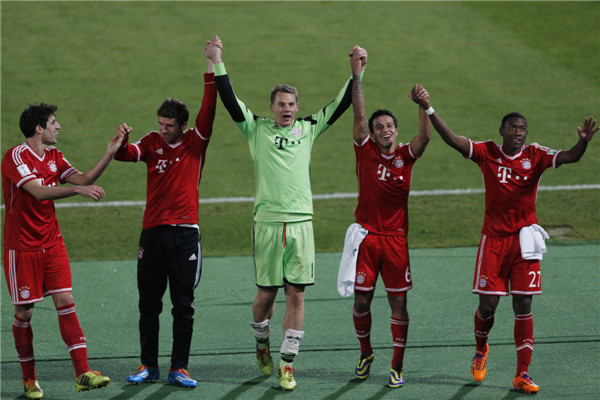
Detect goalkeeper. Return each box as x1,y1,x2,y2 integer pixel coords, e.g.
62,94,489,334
206,36,366,391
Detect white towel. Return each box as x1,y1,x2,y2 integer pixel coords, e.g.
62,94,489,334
519,224,550,260
337,223,368,297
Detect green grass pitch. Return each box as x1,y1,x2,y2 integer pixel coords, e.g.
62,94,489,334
1,244,599,399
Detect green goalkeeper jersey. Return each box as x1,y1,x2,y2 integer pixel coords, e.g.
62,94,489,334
214,63,357,222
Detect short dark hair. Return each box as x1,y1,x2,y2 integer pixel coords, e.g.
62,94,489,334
368,109,398,133
157,98,189,127
19,102,58,138
270,84,298,104
501,112,527,129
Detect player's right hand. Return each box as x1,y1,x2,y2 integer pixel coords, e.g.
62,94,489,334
77,185,105,202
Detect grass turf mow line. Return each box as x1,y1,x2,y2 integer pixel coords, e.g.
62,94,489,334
0,184,596,210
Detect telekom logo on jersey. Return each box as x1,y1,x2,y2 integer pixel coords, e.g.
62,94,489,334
377,164,391,181
156,160,168,173
497,166,528,184
155,158,180,174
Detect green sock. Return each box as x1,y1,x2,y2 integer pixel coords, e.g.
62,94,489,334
281,353,295,364
256,337,269,351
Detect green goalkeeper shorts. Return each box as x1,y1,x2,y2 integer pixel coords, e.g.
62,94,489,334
252,220,315,287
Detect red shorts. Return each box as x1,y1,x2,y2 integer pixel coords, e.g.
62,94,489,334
3,243,72,305
473,234,541,296
355,233,412,295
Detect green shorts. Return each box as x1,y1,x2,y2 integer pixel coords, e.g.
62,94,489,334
252,220,315,287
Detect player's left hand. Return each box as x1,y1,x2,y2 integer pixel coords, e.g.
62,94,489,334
409,84,430,108
349,45,367,73
108,123,131,154
577,115,598,142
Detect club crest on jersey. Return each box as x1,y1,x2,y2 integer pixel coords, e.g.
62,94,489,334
138,247,144,259
19,286,31,299
48,161,57,173
356,271,366,285
393,157,404,168
521,158,532,170
292,128,302,138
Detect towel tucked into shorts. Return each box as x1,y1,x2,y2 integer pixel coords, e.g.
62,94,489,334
337,223,368,297
519,224,550,260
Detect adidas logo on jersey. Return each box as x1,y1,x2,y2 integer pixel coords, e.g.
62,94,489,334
156,148,163,155
188,253,197,261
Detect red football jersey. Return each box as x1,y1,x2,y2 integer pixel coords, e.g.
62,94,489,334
354,138,417,235
2,143,78,250
114,73,216,229
469,140,560,236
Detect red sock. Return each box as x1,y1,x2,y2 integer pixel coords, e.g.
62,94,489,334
13,315,36,381
391,317,409,370
57,304,90,377
474,309,494,353
514,313,534,377
353,307,373,355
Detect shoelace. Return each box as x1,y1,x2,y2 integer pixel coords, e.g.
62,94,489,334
473,353,485,369
283,365,296,375
173,368,191,377
519,373,534,384
19,380,38,389
257,347,272,362
358,358,370,367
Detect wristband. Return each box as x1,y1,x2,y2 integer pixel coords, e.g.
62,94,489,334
425,107,435,116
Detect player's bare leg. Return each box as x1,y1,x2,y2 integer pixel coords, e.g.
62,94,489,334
282,283,304,332
253,287,277,322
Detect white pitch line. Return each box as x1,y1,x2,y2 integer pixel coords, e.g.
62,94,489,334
1,184,595,210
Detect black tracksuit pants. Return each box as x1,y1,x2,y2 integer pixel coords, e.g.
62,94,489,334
137,225,202,370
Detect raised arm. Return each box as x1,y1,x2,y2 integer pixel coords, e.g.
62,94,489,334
205,37,217,74
409,85,470,157
556,116,597,165
311,46,368,137
326,47,367,127
350,45,368,143
192,37,220,138
409,85,431,157
206,36,248,124
65,126,128,186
